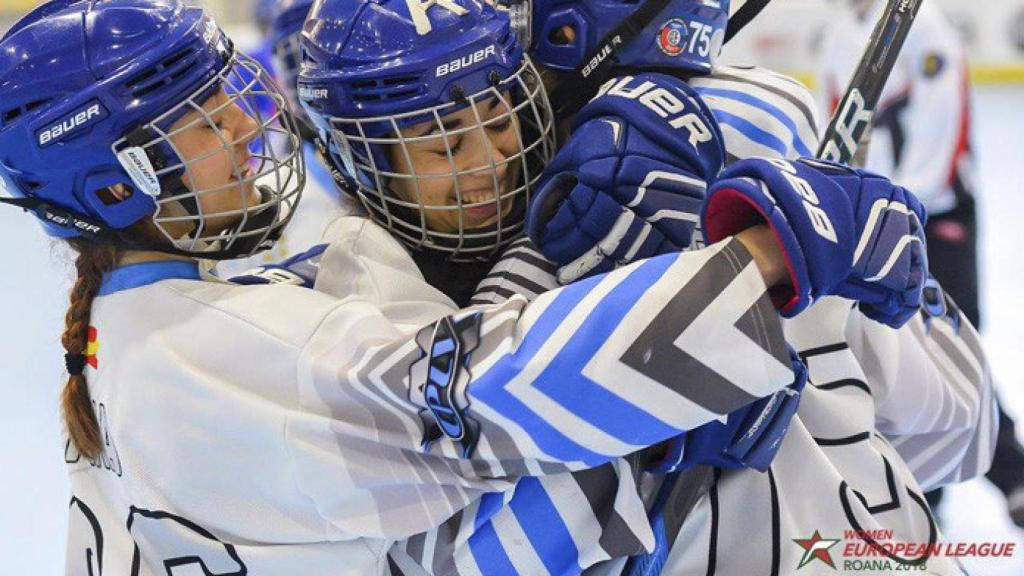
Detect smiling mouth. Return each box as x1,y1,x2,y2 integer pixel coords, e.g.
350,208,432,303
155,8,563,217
458,189,516,229
461,189,499,206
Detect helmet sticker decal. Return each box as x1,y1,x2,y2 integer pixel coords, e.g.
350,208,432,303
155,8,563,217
116,147,162,198
658,18,689,57
406,0,470,35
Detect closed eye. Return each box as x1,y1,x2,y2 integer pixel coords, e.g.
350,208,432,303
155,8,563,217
487,116,512,132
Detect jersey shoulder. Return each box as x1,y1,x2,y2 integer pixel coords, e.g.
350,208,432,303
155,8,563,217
690,65,821,161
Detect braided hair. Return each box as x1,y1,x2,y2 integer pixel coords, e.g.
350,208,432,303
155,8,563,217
60,239,118,459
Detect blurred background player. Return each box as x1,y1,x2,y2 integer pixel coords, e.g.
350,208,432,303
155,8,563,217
819,0,1024,527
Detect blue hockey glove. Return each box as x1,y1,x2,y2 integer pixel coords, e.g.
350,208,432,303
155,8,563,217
652,347,807,473
526,73,725,284
701,158,928,327
823,164,930,327
227,243,327,289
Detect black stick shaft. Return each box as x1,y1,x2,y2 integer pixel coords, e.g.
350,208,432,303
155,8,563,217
818,0,925,164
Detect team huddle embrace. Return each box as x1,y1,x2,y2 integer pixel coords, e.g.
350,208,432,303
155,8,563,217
0,1,995,575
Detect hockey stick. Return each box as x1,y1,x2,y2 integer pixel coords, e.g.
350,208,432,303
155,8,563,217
622,3,925,575
819,0,925,163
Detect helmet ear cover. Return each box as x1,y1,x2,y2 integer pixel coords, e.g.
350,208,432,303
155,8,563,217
116,124,198,220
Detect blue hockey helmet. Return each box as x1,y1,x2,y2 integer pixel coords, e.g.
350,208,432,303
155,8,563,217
268,0,315,135
531,0,731,75
0,0,305,258
299,0,556,260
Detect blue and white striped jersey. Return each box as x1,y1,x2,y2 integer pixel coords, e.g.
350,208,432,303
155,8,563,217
428,67,995,576
62,217,794,576
690,65,821,165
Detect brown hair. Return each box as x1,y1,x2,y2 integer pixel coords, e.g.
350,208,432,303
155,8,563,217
61,239,119,459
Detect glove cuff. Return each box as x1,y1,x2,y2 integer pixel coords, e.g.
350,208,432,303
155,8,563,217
702,184,806,315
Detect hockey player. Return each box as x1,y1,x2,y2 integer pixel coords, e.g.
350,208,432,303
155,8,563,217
277,1,986,575
820,0,1024,527
379,2,995,574
0,1,907,573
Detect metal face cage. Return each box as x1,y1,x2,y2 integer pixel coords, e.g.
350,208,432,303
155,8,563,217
328,56,556,261
112,51,305,259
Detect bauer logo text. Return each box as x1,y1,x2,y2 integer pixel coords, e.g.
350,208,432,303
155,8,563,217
38,102,107,147
436,45,497,78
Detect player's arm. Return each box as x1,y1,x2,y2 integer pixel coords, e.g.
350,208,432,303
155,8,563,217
303,232,796,475
846,280,997,489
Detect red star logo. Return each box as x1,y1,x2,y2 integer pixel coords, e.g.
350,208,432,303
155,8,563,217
793,530,840,570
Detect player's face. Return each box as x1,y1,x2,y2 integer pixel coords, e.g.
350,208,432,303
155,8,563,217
166,89,262,234
388,94,522,234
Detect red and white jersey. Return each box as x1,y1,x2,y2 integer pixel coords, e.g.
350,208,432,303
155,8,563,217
818,1,976,215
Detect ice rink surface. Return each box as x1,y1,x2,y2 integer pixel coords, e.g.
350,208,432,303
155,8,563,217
0,86,1021,575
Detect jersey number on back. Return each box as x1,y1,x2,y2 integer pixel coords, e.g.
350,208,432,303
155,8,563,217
67,498,247,575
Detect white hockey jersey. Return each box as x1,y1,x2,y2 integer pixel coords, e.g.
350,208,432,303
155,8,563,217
413,66,997,576
818,1,976,215
62,218,795,574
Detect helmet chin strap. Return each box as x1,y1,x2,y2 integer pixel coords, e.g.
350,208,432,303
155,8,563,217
0,189,283,261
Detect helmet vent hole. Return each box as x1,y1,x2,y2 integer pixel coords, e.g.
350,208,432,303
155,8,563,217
346,75,422,102
162,49,192,69
1,98,50,127
2,108,23,125
126,47,200,99
383,76,417,87
20,178,42,193
549,26,575,46
25,99,49,112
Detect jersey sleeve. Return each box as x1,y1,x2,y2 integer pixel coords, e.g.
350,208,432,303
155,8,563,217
290,235,794,538
690,66,821,163
845,288,997,490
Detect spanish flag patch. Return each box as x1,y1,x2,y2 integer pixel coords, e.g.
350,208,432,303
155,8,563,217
85,326,98,369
